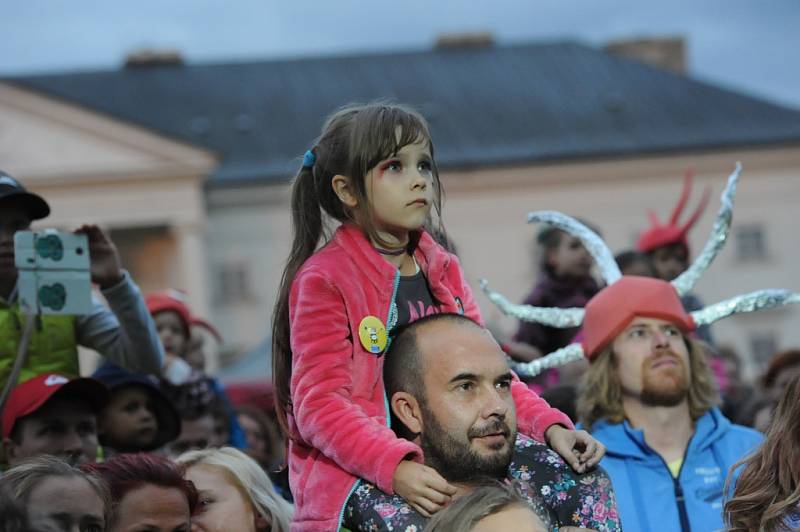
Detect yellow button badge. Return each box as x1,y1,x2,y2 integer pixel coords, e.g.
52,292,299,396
358,315,388,354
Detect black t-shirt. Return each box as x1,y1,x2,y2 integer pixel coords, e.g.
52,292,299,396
394,269,440,328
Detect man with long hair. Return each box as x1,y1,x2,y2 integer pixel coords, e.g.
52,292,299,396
575,276,762,532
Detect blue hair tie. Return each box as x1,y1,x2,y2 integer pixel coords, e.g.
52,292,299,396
303,150,316,168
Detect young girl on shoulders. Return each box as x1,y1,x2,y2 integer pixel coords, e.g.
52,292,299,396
272,102,604,531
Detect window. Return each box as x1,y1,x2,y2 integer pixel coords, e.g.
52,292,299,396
215,261,252,304
735,224,767,262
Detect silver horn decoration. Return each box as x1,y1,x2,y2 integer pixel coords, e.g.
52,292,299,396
691,289,800,327
672,163,742,297
527,211,622,285
509,343,586,378
479,279,585,327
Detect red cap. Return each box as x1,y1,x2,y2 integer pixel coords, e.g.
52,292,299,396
582,276,695,359
2,374,110,438
146,290,192,338
636,170,710,254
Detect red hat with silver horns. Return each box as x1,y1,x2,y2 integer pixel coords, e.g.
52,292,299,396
481,164,800,375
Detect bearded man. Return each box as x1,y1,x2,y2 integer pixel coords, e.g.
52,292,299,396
342,313,621,531
576,276,763,532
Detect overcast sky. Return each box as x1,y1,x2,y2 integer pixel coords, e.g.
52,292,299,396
4,0,799,108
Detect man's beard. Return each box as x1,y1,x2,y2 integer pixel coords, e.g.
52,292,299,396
418,402,515,484
640,352,690,407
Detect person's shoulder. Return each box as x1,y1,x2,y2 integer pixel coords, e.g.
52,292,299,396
293,240,351,282
724,422,764,445
345,480,425,531
705,409,764,453
511,434,570,471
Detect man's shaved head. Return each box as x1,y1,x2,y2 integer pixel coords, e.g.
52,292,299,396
383,313,484,402
384,313,517,483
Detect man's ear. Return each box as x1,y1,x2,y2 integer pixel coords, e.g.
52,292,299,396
331,175,359,209
390,391,423,435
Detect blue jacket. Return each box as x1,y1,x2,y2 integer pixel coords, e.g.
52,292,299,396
591,408,762,532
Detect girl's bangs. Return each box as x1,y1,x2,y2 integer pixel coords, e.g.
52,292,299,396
356,107,432,175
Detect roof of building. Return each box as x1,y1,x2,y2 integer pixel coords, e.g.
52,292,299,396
8,41,800,186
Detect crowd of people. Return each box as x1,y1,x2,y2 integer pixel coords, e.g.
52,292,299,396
1,102,799,531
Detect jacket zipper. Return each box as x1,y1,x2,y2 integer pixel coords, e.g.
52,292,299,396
382,270,401,429
655,435,694,532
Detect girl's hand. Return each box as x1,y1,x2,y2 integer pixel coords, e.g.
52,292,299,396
544,425,606,474
392,460,457,517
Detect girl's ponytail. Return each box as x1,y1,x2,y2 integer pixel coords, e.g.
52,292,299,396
272,160,323,434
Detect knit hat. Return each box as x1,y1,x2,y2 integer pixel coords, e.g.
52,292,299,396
145,289,192,339
582,276,694,358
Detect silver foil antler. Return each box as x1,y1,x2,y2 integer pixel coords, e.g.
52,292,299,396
479,279,585,327
527,211,622,285
672,163,741,297
509,343,586,378
691,289,800,327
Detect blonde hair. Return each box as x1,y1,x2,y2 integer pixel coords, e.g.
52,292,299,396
177,447,292,532
577,336,719,429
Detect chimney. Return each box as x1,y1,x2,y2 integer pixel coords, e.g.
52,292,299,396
124,49,185,69
435,32,495,50
604,36,686,74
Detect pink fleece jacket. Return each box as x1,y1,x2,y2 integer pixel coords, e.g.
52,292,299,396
287,223,574,531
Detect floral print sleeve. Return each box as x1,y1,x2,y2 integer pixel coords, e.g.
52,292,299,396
510,434,621,531
342,434,621,531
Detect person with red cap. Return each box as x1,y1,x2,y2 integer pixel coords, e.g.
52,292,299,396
482,164,796,532
1,373,109,467
145,289,194,382
636,170,715,345
0,170,164,391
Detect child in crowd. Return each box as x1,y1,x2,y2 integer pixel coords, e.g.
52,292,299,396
636,171,715,345
145,290,194,382
92,360,180,455
146,290,246,448
511,226,601,386
271,102,603,530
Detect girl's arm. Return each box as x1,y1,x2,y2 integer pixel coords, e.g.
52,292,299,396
510,381,574,440
289,269,422,494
